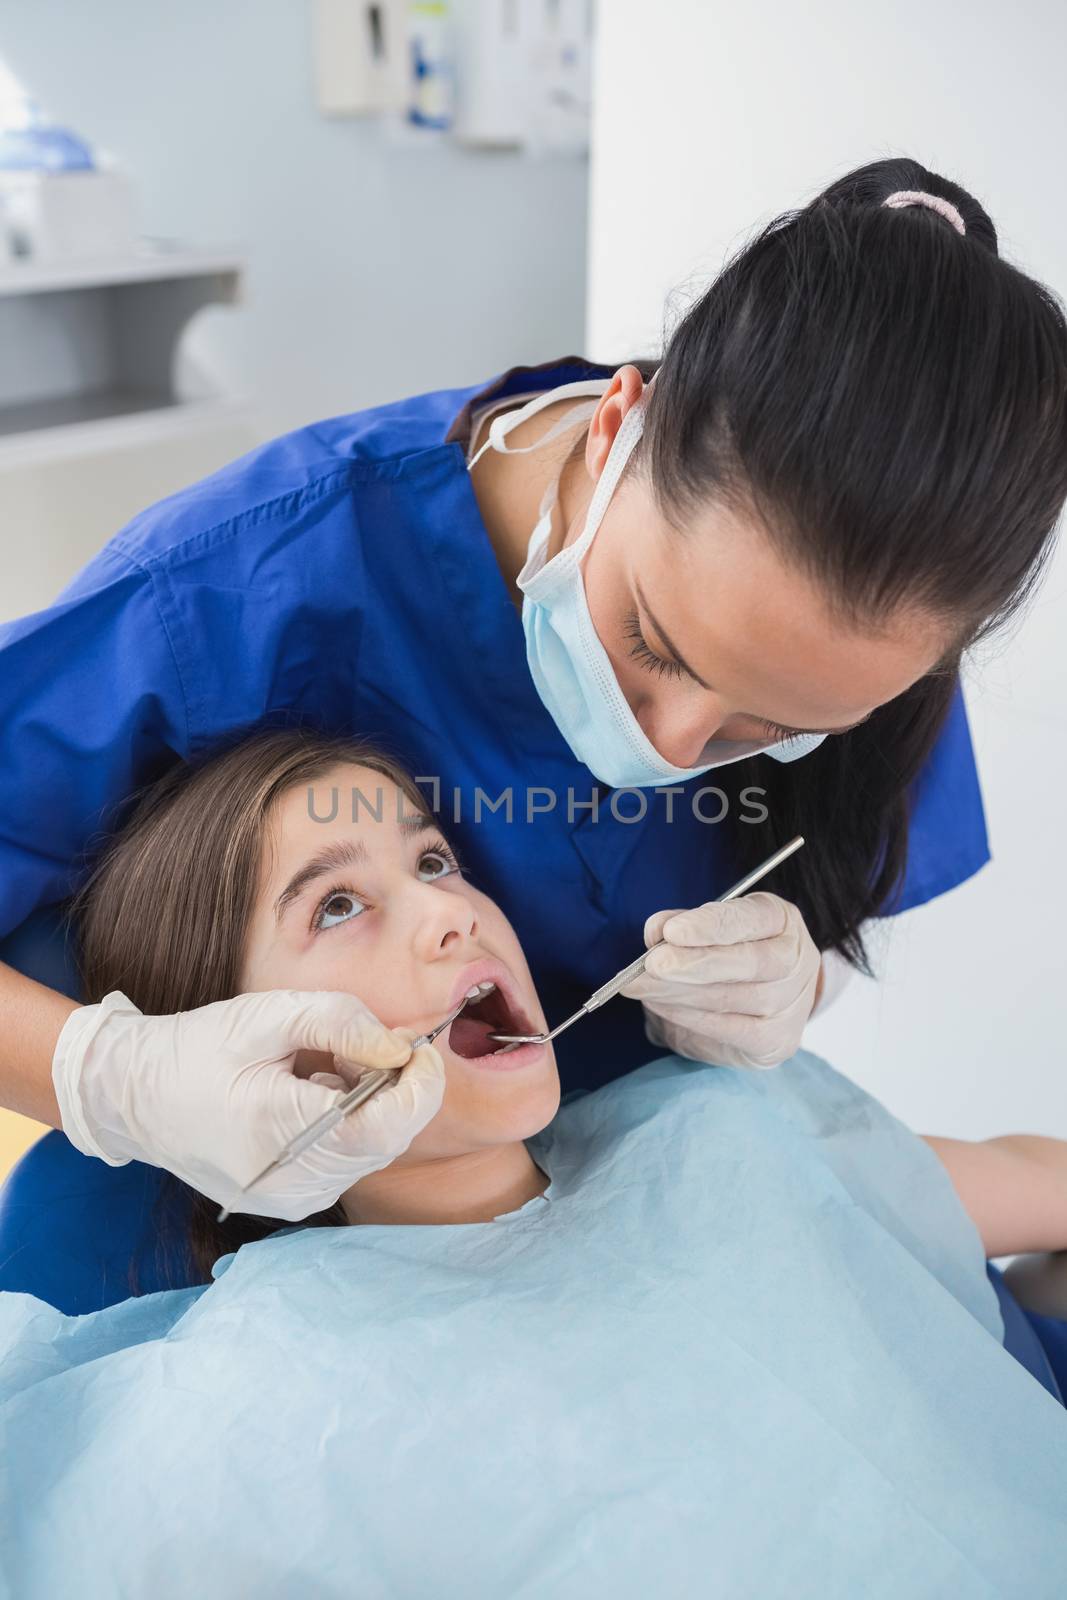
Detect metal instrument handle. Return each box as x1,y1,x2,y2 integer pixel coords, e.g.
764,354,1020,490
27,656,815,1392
583,834,806,1013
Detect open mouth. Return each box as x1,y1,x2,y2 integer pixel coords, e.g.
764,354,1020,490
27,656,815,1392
448,983,533,1060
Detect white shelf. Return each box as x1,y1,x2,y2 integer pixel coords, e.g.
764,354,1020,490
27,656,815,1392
0,391,248,469
0,242,247,463
0,243,244,299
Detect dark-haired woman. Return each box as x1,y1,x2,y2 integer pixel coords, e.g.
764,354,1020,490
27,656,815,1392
2,158,1066,1309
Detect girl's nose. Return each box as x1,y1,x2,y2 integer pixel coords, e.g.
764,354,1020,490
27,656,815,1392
412,883,479,962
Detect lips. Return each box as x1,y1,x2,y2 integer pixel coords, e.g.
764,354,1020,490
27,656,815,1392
448,988,527,1059
444,959,536,1062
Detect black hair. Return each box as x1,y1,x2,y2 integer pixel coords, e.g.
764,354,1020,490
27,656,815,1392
641,156,1067,967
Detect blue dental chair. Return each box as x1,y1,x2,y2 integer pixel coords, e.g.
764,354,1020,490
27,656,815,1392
0,906,196,1311
0,909,1064,1404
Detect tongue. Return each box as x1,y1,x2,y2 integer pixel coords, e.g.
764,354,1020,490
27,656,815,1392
449,1015,498,1059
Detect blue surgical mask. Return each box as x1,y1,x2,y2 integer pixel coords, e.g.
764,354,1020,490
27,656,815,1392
470,380,826,788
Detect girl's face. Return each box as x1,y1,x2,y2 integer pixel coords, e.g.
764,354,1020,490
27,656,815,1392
240,765,560,1163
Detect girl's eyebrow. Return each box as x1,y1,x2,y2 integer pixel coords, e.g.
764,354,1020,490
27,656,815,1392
273,812,437,923
274,840,368,923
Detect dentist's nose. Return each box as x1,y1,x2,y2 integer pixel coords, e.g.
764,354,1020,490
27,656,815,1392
635,695,728,769
412,884,479,962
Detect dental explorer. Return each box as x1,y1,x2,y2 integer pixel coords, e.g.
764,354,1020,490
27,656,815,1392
487,834,806,1050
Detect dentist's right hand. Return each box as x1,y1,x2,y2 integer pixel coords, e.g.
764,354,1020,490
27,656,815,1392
51,988,447,1221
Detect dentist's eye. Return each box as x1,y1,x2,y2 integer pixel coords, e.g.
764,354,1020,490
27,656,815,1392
758,720,805,748
622,610,685,681
417,841,461,882
313,889,367,931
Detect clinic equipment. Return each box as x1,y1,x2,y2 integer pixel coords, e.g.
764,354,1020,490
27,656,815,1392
0,87,137,263
488,835,806,1050
217,982,496,1221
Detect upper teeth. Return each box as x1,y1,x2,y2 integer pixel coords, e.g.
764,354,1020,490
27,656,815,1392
465,982,495,1001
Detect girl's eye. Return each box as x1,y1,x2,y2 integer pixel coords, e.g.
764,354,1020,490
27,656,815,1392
311,840,461,933
622,610,685,681
417,845,460,882
315,892,366,931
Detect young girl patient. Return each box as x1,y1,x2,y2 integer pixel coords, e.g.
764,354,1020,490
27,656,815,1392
74,728,566,1269
3,728,1067,1599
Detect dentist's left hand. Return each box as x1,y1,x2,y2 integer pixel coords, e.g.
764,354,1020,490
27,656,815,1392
51,988,446,1220
619,892,822,1070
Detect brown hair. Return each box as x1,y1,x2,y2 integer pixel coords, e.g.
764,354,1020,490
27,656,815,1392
72,727,431,1283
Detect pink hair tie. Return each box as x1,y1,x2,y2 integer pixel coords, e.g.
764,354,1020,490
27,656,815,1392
882,190,966,236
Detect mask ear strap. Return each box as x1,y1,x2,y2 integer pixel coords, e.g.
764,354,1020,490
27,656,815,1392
468,382,607,471
564,400,647,564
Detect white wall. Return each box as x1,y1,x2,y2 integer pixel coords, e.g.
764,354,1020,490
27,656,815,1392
1,0,588,613
588,1,1067,1141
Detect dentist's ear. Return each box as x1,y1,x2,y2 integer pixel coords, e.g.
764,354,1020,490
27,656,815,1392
584,365,647,482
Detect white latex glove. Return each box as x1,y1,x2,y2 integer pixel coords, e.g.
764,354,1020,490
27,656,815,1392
619,892,821,1070
52,989,446,1220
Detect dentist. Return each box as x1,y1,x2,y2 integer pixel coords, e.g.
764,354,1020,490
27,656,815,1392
1,158,1066,1277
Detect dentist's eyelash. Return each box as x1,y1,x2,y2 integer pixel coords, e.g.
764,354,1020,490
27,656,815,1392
758,721,805,746
622,610,685,681
622,613,813,744
621,611,810,744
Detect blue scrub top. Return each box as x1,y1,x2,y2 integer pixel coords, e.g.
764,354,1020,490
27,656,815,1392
0,357,990,1303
